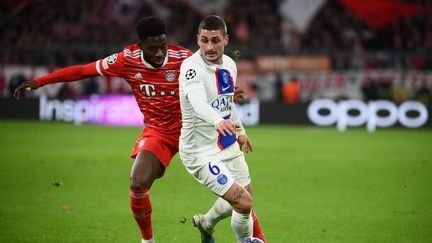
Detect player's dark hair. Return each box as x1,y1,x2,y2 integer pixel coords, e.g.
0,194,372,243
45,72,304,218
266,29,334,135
136,16,167,41
198,15,227,35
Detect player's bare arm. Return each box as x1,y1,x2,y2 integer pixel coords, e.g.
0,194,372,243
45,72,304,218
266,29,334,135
14,80,40,100
237,134,253,153
233,85,246,102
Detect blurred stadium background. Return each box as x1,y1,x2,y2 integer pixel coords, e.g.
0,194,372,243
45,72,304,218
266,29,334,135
1,0,432,242
1,0,432,110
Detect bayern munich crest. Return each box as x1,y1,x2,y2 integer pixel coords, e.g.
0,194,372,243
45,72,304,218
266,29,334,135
165,72,176,82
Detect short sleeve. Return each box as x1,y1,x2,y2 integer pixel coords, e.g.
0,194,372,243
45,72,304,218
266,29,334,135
95,52,125,77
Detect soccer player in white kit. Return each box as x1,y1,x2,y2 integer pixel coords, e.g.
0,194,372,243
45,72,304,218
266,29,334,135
179,15,266,243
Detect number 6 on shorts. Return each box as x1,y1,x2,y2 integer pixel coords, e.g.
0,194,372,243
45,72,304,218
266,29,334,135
208,161,220,175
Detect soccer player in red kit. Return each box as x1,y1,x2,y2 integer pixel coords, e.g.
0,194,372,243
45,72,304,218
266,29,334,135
14,16,190,243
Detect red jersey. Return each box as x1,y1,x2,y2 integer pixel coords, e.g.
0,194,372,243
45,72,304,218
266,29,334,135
95,44,192,136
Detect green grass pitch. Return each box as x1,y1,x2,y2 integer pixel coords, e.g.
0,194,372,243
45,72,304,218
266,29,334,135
0,120,431,243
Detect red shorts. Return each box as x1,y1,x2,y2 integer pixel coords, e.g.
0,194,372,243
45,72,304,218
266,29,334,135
130,128,179,170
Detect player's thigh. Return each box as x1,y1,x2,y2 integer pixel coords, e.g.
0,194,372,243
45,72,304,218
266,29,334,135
130,150,164,189
244,183,253,196
222,181,252,213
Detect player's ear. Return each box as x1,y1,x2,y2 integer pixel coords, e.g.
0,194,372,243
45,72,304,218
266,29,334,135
224,34,229,46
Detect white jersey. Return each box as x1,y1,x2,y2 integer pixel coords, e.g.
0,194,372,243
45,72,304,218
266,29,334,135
179,51,244,160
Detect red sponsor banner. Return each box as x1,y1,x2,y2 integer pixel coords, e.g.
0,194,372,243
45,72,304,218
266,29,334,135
339,0,428,30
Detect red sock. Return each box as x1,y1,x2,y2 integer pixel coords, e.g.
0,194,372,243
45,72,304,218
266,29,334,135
252,208,266,243
130,188,153,240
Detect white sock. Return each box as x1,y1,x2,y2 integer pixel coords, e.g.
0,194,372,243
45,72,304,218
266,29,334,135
142,237,154,243
231,210,253,240
204,197,232,227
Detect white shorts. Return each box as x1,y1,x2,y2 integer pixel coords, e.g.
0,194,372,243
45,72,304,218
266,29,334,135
181,143,251,196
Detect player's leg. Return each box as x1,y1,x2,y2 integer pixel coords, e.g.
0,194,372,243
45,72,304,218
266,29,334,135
198,197,232,228
215,148,265,242
195,147,244,233
200,184,266,242
222,150,265,242
130,129,178,243
244,184,267,243
193,197,231,243
130,150,164,243
194,184,256,243
186,157,252,241
222,181,254,240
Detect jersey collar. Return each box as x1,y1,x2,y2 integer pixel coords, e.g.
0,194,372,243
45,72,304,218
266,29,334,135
141,50,168,69
197,51,225,70
197,51,224,67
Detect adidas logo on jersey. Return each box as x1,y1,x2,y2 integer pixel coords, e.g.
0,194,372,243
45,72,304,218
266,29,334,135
134,73,143,78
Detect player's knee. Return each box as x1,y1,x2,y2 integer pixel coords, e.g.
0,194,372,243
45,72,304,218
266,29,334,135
130,182,147,190
130,175,154,190
235,194,253,214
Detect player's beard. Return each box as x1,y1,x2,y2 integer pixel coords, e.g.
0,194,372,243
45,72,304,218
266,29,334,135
145,57,164,68
151,61,163,68
204,51,222,64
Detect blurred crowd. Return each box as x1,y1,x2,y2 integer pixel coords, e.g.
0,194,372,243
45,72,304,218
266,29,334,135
0,0,281,65
1,0,432,68
303,0,432,69
1,0,431,105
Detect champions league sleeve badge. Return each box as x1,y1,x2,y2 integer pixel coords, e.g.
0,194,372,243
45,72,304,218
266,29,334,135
185,69,196,80
106,53,118,64
101,53,118,70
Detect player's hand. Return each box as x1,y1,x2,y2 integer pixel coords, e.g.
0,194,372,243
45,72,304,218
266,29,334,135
14,80,40,100
237,135,253,153
234,85,246,102
218,120,240,136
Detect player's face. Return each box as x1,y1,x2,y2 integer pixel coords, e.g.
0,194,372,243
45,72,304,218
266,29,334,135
140,34,168,68
197,29,228,64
